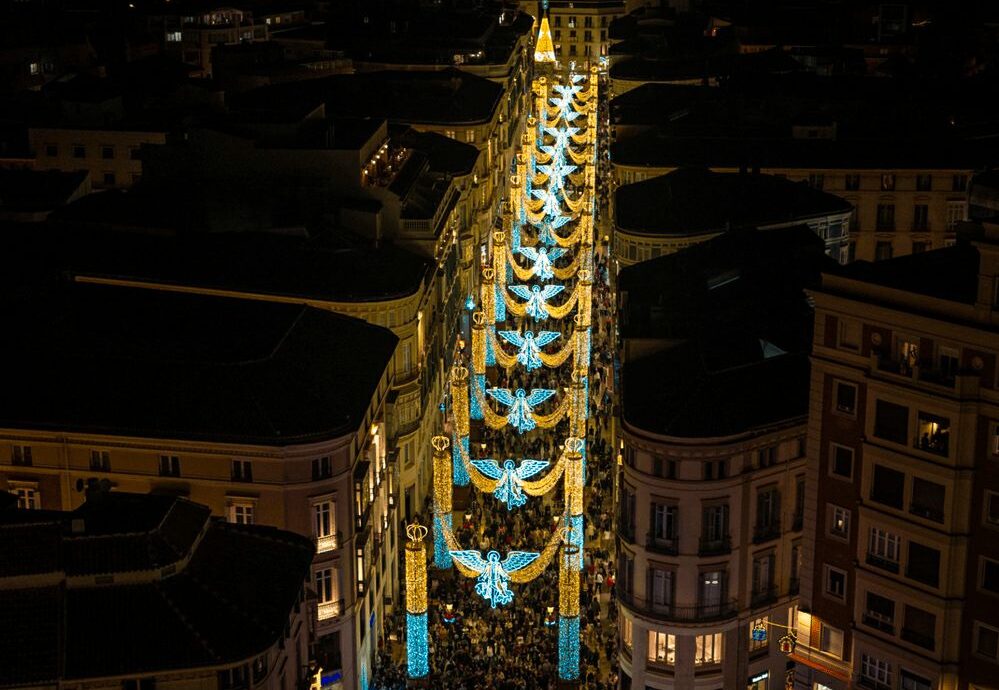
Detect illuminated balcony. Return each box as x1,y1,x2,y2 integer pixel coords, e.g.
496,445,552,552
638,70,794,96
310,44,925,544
317,599,344,621
316,534,338,553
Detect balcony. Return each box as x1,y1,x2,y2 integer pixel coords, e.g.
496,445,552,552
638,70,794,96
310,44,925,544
646,533,678,556
618,523,636,544
317,599,344,621
865,553,900,574
698,536,731,556
617,590,738,623
316,533,339,554
752,521,781,544
909,502,944,523
750,585,778,607
900,627,935,651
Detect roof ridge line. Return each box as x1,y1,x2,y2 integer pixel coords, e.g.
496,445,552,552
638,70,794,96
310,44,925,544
156,583,221,660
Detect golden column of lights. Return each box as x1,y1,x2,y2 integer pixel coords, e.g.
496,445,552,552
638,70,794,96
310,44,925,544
432,435,452,515
471,311,486,381
577,268,593,329
492,231,507,301
559,543,581,618
510,173,522,222
450,365,470,440
406,524,429,614
482,267,496,326
569,372,587,439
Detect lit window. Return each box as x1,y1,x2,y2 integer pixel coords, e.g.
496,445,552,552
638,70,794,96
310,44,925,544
314,500,337,552
621,617,632,651
11,483,39,510
829,505,850,539
90,449,111,471
228,501,254,524
749,616,769,652
868,527,900,570
694,632,722,665
166,31,182,42
316,567,341,620
646,630,675,664
159,455,181,477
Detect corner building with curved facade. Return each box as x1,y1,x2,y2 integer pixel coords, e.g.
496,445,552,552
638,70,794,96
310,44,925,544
614,228,833,690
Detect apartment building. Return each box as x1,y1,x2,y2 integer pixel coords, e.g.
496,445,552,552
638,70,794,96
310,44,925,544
613,168,853,265
0,490,314,690
0,283,399,690
795,223,999,690
609,78,998,262
616,228,835,690
547,0,627,69
146,6,269,77
29,125,168,189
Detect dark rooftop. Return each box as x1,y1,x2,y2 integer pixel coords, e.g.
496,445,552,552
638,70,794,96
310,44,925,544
0,169,88,213
0,492,313,685
391,125,479,177
236,69,504,126
614,168,851,236
0,281,397,445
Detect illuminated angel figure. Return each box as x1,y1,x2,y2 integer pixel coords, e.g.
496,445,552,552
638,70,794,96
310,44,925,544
509,284,565,322
449,549,540,607
470,458,550,510
517,246,566,281
531,187,564,221
497,329,560,371
486,387,556,433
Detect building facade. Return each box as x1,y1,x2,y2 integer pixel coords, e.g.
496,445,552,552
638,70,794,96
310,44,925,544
29,126,168,189
796,224,999,690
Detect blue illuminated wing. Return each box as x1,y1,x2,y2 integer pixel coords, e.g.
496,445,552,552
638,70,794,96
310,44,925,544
550,215,572,229
497,330,525,348
486,388,515,406
563,110,581,121
547,248,567,262
501,551,541,573
515,459,550,480
471,458,506,481
540,284,565,300
508,285,533,301
517,246,539,262
534,331,561,347
450,550,488,574
526,389,556,406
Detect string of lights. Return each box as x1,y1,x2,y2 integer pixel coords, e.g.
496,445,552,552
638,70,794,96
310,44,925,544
405,524,429,679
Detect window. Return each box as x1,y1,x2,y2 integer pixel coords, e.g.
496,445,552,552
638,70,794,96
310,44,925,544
621,617,632,651
861,654,893,689
906,542,940,587
465,129,475,144
910,477,945,522
980,557,999,594
702,504,728,542
876,202,896,231
749,616,769,652
11,444,32,466
129,146,141,160
874,401,909,445
752,553,775,599
45,143,58,157
845,174,861,191
938,346,960,379
868,527,901,570
863,591,895,633
915,412,950,457
314,500,336,551
912,204,929,230
700,570,725,613
881,174,896,191
946,201,967,230
755,487,780,538
809,173,825,190
652,455,676,479
620,486,636,540
72,144,85,158
228,502,254,524
316,567,335,602
553,15,561,26
90,450,110,472
819,624,843,658
218,666,247,690
312,455,332,480
159,455,181,477
953,174,968,192
232,459,253,482
829,443,853,479
12,484,39,510
647,631,675,664
824,565,846,600
829,505,850,539
870,464,905,508
651,503,677,542
758,446,777,468
703,459,726,479
875,241,894,260
975,622,999,660
916,174,932,191
838,319,860,350
901,605,936,651
694,632,722,665
102,172,116,186
650,568,673,607
101,145,114,159
987,491,999,526
834,380,857,415
166,30,182,41
912,241,929,253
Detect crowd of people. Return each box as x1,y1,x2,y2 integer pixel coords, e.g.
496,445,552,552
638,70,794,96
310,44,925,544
370,72,619,690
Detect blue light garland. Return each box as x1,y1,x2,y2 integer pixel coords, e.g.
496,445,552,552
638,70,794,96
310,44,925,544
406,612,429,678
434,514,452,569
471,373,485,420
558,616,580,680
486,325,496,366
568,514,584,570
495,283,506,323
453,435,470,486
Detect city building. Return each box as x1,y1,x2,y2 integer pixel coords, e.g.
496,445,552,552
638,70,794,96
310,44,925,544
609,77,999,261
145,5,270,77
0,489,314,690
616,227,836,690
0,281,399,690
28,125,168,189
546,0,627,69
795,222,999,690
613,168,853,265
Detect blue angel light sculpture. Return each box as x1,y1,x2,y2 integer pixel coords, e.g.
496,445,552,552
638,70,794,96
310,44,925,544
497,330,560,371
543,126,579,152
486,387,556,433
449,549,540,607
531,185,565,220
470,458,550,510
517,246,566,281
508,284,565,322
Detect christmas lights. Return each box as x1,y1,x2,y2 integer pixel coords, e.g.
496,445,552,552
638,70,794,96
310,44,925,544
470,457,550,510
486,387,556,434
405,524,429,679
406,613,428,679
448,549,540,608
558,616,580,681
432,436,453,569
497,330,561,371
507,284,565,322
